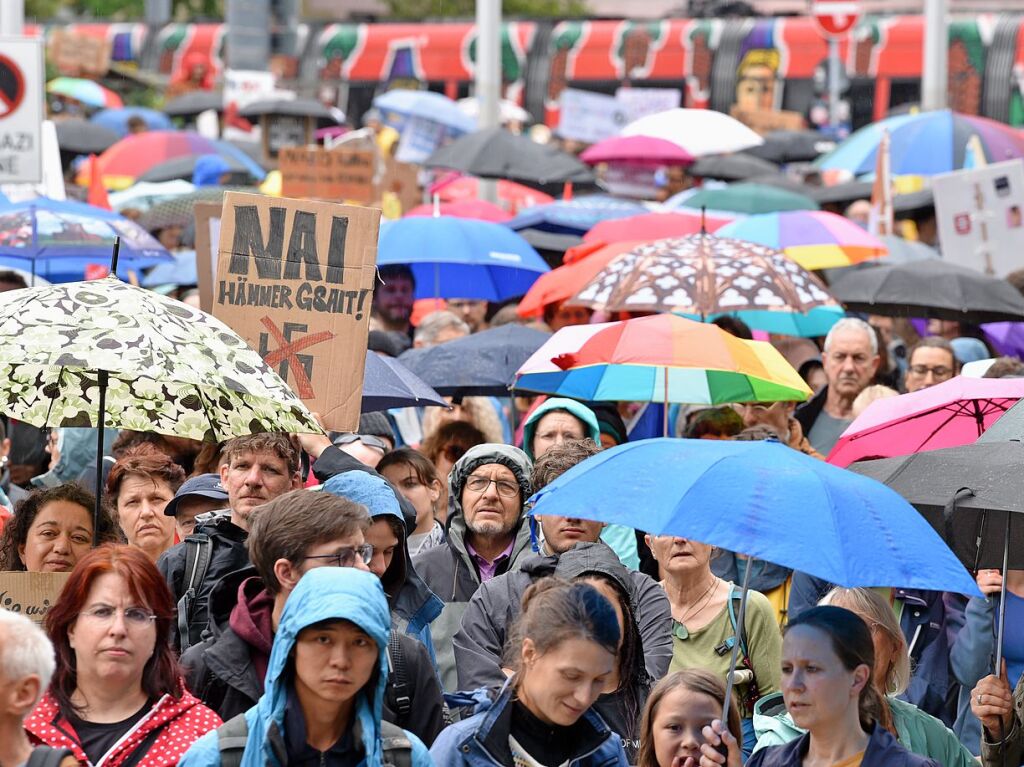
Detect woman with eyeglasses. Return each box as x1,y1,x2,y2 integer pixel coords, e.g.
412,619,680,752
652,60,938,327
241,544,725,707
24,544,221,766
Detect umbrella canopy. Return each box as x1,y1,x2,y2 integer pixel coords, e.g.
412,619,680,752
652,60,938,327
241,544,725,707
87,131,221,188
0,277,321,442
137,142,266,184
378,216,549,301
424,128,593,185
582,212,732,244
142,250,197,288
517,241,642,318
850,443,1024,570
817,110,1024,176
398,325,551,397
688,154,779,182
828,376,1024,468
137,186,256,232
810,180,874,207
513,314,812,405
567,234,842,337
434,177,553,213
162,90,224,117
47,77,122,109
530,438,979,594
239,98,337,121
54,120,119,155
743,130,836,164
457,97,532,125
405,200,512,222
978,396,1024,443
362,351,447,412
91,107,173,137
0,198,171,280
507,195,647,236
621,108,763,158
716,210,888,270
679,183,819,215
373,89,475,133
830,260,1024,323
877,235,940,264
579,135,694,166
108,180,196,213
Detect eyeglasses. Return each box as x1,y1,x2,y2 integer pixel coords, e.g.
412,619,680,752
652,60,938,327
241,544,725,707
80,605,157,627
305,544,374,568
465,476,520,498
908,365,953,379
333,433,390,454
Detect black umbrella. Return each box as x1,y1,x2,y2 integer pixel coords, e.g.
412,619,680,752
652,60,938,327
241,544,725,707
239,98,337,121
978,398,1024,443
830,260,1024,323
425,128,594,186
810,180,873,206
55,119,119,154
743,130,836,164
397,325,551,397
688,153,779,181
744,173,816,196
137,154,256,184
893,188,934,215
362,352,448,412
163,90,224,117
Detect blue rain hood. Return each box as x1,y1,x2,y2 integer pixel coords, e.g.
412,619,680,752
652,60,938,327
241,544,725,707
522,398,601,461
245,567,392,767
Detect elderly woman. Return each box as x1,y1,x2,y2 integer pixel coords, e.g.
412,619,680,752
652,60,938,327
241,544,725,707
0,484,118,572
24,544,221,765
107,444,186,562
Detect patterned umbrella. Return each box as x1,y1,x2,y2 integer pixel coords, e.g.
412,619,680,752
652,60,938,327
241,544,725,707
137,186,258,232
567,234,843,337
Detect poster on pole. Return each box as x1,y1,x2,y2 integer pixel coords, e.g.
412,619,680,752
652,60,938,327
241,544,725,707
0,37,44,185
933,160,1024,277
214,192,379,431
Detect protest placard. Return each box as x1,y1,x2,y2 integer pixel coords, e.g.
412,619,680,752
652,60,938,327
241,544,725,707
279,146,376,203
261,115,313,162
194,201,222,314
378,156,421,215
615,87,681,122
49,29,111,77
214,192,379,431
933,160,1024,277
557,88,629,144
395,117,447,164
0,572,70,624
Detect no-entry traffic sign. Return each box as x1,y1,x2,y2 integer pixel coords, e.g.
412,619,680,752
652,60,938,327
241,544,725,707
811,0,860,38
0,37,43,184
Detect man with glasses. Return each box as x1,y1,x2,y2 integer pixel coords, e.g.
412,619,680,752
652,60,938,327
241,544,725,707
181,489,446,745
413,443,534,691
904,336,958,393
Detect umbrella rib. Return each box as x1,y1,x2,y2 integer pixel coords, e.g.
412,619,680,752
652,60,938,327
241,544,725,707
193,384,221,443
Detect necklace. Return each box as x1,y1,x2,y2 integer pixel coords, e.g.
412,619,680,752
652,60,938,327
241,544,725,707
675,574,720,625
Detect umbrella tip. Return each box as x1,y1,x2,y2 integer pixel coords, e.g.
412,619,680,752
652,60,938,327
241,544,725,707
110,236,121,276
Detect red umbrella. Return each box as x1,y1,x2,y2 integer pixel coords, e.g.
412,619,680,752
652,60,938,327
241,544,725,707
583,211,733,244
517,241,642,318
433,176,554,214
406,199,512,222
82,131,221,188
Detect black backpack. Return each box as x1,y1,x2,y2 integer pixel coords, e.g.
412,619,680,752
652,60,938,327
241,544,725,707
177,532,214,651
215,713,413,767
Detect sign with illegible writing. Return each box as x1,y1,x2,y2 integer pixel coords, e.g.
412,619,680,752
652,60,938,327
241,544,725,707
194,201,222,314
279,147,376,203
0,38,43,185
214,192,379,431
614,87,681,122
395,116,446,165
49,29,112,77
262,114,312,161
0,572,70,624
557,88,629,144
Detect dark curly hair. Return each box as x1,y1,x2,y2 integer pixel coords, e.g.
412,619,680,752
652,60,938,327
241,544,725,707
0,483,119,571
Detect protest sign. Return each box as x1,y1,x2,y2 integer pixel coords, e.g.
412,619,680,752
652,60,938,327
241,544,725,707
49,29,112,77
615,87,681,122
262,114,313,161
214,192,379,431
378,156,421,215
395,117,446,164
194,201,222,314
0,37,43,185
557,88,629,144
933,160,1024,277
224,69,276,110
0,572,70,624
279,147,376,203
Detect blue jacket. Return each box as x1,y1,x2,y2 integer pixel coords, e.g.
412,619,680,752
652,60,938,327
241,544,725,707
179,568,432,767
747,724,940,767
949,594,1000,755
430,682,628,767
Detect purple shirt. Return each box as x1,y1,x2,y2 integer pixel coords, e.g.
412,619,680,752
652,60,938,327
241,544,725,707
466,538,515,582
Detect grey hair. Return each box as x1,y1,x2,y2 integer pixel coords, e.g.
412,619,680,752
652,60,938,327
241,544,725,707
823,317,878,356
414,310,470,346
0,609,56,700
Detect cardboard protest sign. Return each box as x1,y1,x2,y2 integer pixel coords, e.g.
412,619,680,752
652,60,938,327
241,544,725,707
279,147,376,203
194,201,222,314
557,89,629,144
0,572,70,624
214,192,379,431
933,160,1024,277
49,29,111,77
378,156,421,216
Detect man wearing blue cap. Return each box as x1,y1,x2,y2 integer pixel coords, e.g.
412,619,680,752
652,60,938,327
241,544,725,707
162,473,229,540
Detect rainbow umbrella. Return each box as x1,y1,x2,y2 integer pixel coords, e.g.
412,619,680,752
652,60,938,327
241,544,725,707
83,131,221,189
47,77,123,109
716,210,888,270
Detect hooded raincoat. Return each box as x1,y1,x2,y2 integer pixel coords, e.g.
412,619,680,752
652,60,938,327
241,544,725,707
179,567,431,767
521,398,638,570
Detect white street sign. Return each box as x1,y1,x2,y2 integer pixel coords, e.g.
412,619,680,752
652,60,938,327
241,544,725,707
0,36,43,184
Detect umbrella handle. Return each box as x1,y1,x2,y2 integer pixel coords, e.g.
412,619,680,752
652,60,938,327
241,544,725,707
994,512,1010,674
942,487,975,565
721,555,754,722
93,370,108,545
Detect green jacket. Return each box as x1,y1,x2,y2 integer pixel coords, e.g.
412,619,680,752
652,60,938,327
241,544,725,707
753,693,977,767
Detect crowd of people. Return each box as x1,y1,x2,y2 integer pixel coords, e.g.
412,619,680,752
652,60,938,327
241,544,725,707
0,259,1021,767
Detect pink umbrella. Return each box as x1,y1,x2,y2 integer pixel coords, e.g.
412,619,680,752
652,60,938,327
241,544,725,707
583,211,733,244
580,135,694,166
827,376,1024,468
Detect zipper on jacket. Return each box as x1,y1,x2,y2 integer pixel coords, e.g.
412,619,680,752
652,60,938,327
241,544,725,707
95,694,172,767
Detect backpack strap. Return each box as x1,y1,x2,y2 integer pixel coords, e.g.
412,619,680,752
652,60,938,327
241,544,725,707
26,746,75,767
379,720,413,767
216,712,250,767
386,630,412,722
177,533,213,651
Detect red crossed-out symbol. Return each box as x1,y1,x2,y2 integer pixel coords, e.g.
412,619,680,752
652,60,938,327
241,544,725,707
259,316,335,399
0,54,26,120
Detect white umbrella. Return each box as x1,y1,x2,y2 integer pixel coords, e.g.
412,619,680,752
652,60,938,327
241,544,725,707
621,108,763,158
458,97,532,125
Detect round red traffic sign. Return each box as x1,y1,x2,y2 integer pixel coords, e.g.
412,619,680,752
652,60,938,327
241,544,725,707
0,53,26,120
812,0,860,38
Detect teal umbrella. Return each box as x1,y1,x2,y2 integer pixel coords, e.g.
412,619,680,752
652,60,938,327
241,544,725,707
679,183,819,215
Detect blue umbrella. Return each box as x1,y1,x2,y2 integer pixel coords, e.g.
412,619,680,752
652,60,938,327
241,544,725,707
378,216,549,301
373,89,476,134
142,250,197,287
91,107,173,137
362,351,448,412
0,198,172,282
506,195,647,236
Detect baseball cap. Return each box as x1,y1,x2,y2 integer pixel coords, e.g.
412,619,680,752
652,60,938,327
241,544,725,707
162,473,229,517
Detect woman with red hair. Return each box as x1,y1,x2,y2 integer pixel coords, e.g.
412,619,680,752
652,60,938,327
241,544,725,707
24,544,221,766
